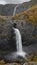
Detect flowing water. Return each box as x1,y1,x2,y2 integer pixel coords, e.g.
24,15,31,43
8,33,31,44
3,5,27,62
14,28,26,57
13,4,19,16
13,5,27,57
7,5,27,61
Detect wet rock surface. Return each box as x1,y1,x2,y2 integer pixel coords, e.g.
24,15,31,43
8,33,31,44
12,20,37,54
12,20,37,45
0,20,17,62
0,19,37,62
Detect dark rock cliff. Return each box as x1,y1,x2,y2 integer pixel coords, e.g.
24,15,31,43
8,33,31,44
0,4,16,16
0,0,37,16
12,20,37,46
0,19,37,62
0,20,17,61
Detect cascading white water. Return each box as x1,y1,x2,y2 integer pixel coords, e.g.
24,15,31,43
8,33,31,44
14,28,23,52
14,28,26,57
13,4,21,16
12,4,27,57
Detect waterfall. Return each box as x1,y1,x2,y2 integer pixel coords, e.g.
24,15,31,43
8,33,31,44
14,28,26,57
12,4,27,57
13,4,20,16
14,28,23,52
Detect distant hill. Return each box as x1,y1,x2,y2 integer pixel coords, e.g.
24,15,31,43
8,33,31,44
0,0,37,16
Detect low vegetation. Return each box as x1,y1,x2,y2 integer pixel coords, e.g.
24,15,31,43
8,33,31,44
0,5,37,25
0,16,8,21
27,54,37,62
12,5,37,25
0,54,37,65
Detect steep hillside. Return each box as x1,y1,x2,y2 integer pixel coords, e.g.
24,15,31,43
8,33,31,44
12,5,37,46
0,5,37,63
0,0,37,16
15,0,37,14
12,5,37,25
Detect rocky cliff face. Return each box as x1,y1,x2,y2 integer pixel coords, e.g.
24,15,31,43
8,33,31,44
12,4,37,54
0,1,37,62
15,0,37,15
12,20,37,46
0,19,37,62
0,19,17,61
0,4,16,16
0,0,37,16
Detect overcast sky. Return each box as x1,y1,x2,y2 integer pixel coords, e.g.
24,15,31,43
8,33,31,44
0,0,31,5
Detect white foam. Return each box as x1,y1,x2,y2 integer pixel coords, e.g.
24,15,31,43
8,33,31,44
14,28,27,57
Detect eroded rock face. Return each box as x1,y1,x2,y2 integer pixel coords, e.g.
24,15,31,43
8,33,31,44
12,20,37,46
0,20,27,63
0,20,17,61
0,19,37,62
